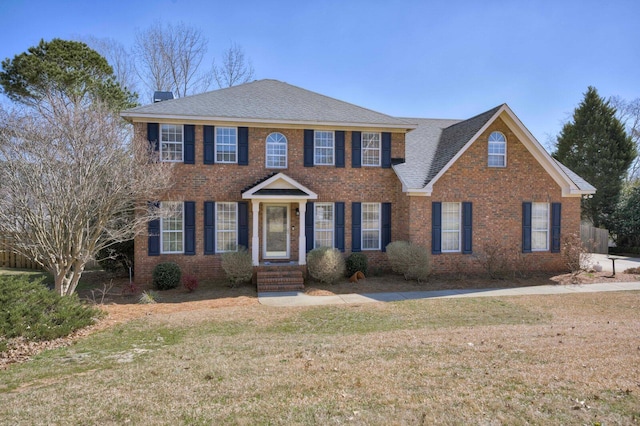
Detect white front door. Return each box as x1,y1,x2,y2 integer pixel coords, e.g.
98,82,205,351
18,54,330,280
264,204,289,259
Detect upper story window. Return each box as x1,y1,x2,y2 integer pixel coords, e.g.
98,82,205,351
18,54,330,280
266,132,287,168
488,131,506,167
160,201,184,253
216,127,237,163
314,131,334,165
441,202,461,252
362,202,381,250
532,202,549,251
314,203,334,249
160,124,183,162
362,132,381,166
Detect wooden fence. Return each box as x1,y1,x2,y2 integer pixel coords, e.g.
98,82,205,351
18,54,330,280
581,224,609,254
0,238,41,270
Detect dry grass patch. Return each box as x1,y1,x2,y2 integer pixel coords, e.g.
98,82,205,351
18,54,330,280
1,291,639,424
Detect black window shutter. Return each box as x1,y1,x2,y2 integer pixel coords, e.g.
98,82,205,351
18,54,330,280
238,202,249,249
305,202,314,252
381,202,391,252
335,202,345,252
352,131,362,168
203,125,215,165
462,202,473,254
238,127,249,165
551,203,561,253
335,131,345,168
148,123,159,152
184,125,195,164
352,202,362,252
304,130,314,167
184,201,196,255
148,201,160,256
522,202,532,253
204,201,215,255
382,132,392,168
432,202,442,254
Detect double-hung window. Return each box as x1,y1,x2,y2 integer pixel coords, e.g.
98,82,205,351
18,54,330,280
314,203,334,248
160,201,184,253
160,124,183,162
442,202,461,252
362,132,381,166
216,127,238,163
488,131,506,167
362,203,381,250
314,131,334,165
216,202,238,252
266,132,287,168
532,202,549,251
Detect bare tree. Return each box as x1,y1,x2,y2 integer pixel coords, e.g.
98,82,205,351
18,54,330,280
133,21,211,99
611,96,640,181
77,35,139,98
0,94,173,296
212,42,255,88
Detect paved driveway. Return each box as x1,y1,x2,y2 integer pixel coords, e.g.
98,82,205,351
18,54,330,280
589,253,640,273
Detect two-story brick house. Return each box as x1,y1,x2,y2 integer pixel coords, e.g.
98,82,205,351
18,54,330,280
121,79,595,289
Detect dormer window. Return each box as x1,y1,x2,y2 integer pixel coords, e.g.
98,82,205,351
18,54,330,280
488,131,506,167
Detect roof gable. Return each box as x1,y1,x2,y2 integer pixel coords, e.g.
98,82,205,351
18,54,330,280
242,173,318,200
395,104,596,197
122,79,415,130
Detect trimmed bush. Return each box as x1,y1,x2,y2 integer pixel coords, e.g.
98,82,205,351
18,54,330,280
0,275,102,345
346,252,368,277
152,262,182,290
307,246,346,284
221,247,253,287
386,241,431,282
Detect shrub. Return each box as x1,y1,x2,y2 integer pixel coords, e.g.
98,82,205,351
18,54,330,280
474,239,511,279
221,247,253,287
306,246,346,284
0,275,102,345
624,267,640,274
561,233,592,279
386,241,430,282
346,252,368,277
182,273,198,292
152,262,182,290
138,290,159,304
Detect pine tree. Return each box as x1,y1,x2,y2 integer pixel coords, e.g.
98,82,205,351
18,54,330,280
554,86,636,228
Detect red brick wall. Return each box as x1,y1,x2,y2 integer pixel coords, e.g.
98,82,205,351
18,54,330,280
134,123,406,284
406,117,581,274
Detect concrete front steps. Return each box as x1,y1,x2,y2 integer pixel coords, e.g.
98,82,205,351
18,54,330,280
255,265,305,292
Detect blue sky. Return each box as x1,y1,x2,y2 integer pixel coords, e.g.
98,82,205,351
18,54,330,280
1,0,638,148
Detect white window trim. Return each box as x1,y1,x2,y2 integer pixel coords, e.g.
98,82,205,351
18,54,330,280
361,132,381,167
160,124,184,163
265,132,288,169
215,202,238,253
215,127,238,164
160,201,184,254
441,202,461,253
361,202,381,251
532,202,549,252
313,130,335,166
488,131,507,168
314,202,335,249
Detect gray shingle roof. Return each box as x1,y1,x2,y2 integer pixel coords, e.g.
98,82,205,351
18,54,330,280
554,160,596,192
122,79,414,129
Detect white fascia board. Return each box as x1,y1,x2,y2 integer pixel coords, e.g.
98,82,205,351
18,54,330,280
120,112,417,131
242,172,318,199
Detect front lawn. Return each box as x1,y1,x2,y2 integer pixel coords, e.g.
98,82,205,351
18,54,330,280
1,290,638,424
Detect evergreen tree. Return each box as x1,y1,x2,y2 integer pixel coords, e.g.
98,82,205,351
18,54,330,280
0,38,137,110
554,86,636,227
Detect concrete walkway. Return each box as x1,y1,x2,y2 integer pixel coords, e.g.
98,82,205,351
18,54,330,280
259,253,640,307
258,281,640,307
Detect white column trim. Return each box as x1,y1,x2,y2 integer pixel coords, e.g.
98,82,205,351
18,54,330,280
298,201,306,265
251,200,260,266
